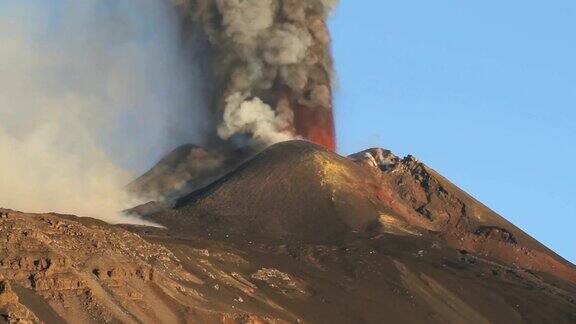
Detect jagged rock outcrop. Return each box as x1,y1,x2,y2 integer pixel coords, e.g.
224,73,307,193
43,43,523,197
251,268,309,298
0,209,288,323
0,280,39,323
348,147,399,171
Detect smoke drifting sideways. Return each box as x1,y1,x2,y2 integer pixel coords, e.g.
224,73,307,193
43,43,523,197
176,0,338,150
0,1,209,224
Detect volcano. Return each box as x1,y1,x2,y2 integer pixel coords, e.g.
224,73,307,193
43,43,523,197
142,141,576,283
1,141,575,323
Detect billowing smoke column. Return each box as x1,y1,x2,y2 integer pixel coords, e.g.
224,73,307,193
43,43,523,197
175,0,338,150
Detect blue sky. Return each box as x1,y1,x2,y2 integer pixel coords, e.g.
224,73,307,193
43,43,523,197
330,1,575,262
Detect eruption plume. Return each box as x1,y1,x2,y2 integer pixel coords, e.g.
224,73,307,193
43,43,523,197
0,0,339,221
175,0,338,150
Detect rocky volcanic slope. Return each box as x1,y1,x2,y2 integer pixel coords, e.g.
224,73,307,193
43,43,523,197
2,141,575,323
0,209,253,323
127,144,252,202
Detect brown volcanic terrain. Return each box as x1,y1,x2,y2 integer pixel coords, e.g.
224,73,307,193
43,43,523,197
127,144,251,202
1,140,575,323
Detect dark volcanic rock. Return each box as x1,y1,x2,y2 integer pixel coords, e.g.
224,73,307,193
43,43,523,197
475,226,518,244
128,144,251,202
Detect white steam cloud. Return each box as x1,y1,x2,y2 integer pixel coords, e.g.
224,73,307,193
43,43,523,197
218,92,293,145
0,1,206,223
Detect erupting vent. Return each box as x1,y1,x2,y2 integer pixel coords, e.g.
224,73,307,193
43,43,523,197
176,0,338,150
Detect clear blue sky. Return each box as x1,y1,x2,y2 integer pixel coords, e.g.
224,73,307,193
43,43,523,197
330,1,575,263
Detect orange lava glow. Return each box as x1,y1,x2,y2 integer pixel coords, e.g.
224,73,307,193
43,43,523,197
293,104,336,151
